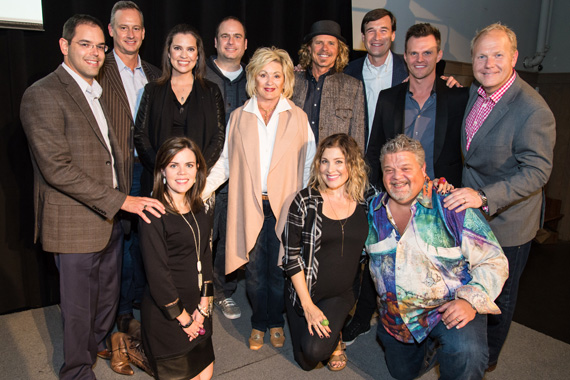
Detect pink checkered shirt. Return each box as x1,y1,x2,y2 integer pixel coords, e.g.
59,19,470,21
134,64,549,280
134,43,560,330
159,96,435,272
465,71,517,150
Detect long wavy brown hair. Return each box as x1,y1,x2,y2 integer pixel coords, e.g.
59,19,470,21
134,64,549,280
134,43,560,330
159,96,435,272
297,37,350,72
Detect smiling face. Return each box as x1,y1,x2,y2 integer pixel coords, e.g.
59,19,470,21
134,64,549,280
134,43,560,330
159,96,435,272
362,16,395,62
472,29,518,95
108,8,145,57
319,147,349,191
309,34,339,72
404,35,442,81
215,19,247,62
162,148,198,197
169,33,198,76
254,60,284,102
382,151,426,206
60,23,106,85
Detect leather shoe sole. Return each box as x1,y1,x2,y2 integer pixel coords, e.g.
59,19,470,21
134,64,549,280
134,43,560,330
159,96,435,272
97,349,111,360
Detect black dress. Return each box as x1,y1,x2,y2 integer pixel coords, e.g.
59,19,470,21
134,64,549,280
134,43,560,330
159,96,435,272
139,209,214,380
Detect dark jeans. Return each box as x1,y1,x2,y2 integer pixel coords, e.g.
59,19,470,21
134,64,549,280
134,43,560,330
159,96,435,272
212,182,238,300
487,241,531,366
245,199,284,331
118,162,146,316
377,313,488,380
55,221,123,380
286,293,353,370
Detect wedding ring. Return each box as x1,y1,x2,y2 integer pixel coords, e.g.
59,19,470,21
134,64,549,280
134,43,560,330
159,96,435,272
320,319,329,326
143,204,147,210
455,317,460,322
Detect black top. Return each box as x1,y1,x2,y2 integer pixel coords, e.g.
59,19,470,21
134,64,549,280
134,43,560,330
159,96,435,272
139,208,213,360
313,204,367,303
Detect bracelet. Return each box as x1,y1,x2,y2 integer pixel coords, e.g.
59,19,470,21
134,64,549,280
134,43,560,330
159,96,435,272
200,281,214,297
179,315,193,329
197,303,210,318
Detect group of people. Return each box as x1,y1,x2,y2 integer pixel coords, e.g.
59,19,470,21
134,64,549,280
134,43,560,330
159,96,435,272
19,1,555,380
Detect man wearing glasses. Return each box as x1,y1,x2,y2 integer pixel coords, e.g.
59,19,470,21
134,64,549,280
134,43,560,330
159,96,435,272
20,14,164,380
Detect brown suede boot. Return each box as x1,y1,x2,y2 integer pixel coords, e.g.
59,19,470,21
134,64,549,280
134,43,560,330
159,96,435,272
108,332,134,375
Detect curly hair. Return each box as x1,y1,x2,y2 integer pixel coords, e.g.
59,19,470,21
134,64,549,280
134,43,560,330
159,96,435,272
309,133,369,202
245,46,295,99
297,37,350,72
152,137,207,214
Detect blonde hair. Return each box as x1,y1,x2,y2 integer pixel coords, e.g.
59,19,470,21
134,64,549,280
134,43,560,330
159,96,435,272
245,46,295,99
309,134,369,202
298,37,349,72
471,23,517,55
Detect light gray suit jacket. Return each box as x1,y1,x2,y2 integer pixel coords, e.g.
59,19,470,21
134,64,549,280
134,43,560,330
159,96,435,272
21,65,127,254
292,71,365,150
461,75,556,247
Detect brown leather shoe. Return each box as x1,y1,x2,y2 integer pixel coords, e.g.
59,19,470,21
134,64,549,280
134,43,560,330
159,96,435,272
269,327,285,348
109,332,134,375
126,335,154,377
97,349,111,360
249,329,265,350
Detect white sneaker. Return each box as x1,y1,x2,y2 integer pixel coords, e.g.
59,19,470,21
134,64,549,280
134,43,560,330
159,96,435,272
215,297,241,319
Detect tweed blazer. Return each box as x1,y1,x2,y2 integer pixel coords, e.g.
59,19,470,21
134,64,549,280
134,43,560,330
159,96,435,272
20,65,127,253
344,52,408,141
366,78,469,189
461,75,556,246
225,98,309,274
292,71,366,150
97,52,161,192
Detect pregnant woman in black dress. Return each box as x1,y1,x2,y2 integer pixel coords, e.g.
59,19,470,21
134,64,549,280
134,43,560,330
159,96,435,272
139,137,214,380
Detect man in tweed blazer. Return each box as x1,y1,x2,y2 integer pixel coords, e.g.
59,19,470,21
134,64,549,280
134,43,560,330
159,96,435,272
292,20,366,150
20,15,164,380
443,23,555,371
97,0,161,333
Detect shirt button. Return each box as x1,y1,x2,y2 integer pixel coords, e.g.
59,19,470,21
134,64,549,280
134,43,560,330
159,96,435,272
311,121,315,124
314,104,317,107
106,161,111,166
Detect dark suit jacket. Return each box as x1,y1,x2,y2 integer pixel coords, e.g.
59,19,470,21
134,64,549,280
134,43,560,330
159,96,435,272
134,79,225,195
20,65,127,253
366,77,469,189
461,76,555,246
344,52,408,142
97,52,161,192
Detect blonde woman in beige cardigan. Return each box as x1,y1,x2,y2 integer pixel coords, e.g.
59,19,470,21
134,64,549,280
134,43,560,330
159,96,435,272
203,47,316,350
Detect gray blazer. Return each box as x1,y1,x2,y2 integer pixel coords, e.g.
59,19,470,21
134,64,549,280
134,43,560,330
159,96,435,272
292,71,366,150
461,75,556,246
21,65,127,253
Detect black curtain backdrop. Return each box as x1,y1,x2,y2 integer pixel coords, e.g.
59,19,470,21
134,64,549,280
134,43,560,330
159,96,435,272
0,0,360,314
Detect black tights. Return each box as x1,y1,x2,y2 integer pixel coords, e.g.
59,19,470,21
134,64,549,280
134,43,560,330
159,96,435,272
285,294,354,371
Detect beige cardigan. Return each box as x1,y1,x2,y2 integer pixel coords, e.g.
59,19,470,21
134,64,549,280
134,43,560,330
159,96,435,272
225,98,310,274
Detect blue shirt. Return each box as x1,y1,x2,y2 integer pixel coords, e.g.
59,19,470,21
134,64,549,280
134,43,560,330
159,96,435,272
404,90,436,179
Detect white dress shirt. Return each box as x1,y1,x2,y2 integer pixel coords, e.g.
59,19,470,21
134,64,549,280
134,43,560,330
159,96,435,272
363,50,394,143
203,95,316,199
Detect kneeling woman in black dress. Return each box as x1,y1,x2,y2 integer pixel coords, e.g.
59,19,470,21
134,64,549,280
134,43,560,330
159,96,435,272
282,133,372,371
140,136,214,380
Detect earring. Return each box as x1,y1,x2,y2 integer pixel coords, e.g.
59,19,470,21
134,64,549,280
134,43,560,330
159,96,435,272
163,177,166,185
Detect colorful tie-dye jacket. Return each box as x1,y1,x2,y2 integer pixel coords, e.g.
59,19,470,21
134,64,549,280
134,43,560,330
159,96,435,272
366,189,508,343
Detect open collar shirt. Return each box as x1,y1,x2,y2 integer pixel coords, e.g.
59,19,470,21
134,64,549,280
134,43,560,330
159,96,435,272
366,187,508,343
363,51,393,142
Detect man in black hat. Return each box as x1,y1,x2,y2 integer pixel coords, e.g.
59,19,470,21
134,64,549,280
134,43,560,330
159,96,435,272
292,20,366,149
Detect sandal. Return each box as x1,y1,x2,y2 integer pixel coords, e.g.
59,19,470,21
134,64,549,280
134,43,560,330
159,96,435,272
327,340,347,371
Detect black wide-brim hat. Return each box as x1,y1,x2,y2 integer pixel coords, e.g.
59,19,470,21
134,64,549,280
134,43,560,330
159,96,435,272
303,20,346,44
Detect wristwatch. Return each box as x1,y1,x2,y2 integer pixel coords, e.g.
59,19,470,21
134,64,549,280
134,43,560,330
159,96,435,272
477,189,488,213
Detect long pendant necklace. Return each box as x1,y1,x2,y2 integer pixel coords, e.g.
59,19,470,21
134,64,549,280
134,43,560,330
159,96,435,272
325,192,351,256
180,209,202,288
258,104,276,124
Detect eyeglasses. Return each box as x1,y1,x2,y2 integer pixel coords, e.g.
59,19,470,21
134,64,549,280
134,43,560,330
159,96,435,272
69,40,108,53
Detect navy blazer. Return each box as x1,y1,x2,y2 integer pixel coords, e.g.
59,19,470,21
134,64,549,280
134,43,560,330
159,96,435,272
366,77,469,189
345,52,408,143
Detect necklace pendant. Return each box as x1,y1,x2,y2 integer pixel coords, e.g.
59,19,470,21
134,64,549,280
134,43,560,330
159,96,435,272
197,260,202,272
198,273,203,289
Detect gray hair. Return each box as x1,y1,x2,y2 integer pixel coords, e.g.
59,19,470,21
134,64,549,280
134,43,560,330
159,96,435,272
380,134,425,168
110,1,144,28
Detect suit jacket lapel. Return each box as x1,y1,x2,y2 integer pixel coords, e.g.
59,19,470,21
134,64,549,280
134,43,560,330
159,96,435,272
461,84,480,155
433,79,448,165
105,53,133,122
393,84,406,136
56,66,108,150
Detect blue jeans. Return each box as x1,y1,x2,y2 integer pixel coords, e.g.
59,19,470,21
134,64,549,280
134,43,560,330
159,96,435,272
212,182,238,300
245,199,285,331
118,162,146,315
377,313,488,380
487,241,531,366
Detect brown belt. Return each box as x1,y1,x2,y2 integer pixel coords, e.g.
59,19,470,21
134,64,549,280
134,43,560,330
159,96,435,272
261,194,269,201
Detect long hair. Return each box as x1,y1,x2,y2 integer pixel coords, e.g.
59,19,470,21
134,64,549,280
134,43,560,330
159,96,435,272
245,46,295,99
152,137,207,213
297,37,349,72
308,134,369,202
157,24,206,86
